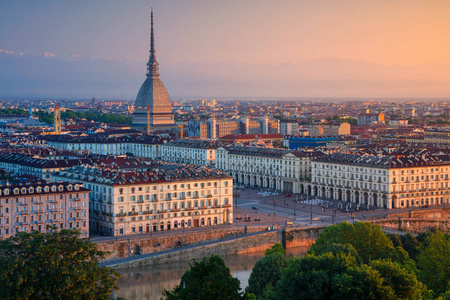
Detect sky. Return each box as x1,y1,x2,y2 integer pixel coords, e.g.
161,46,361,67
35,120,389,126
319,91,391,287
1,0,450,99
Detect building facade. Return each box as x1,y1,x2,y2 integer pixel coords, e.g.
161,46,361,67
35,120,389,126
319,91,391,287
0,182,89,239
160,139,221,166
188,117,280,139
308,123,351,136
305,153,450,209
280,121,300,135
53,163,233,236
423,127,450,144
357,113,385,125
42,135,164,160
216,146,323,193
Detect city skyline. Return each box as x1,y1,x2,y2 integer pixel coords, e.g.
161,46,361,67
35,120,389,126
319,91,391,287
2,0,450,99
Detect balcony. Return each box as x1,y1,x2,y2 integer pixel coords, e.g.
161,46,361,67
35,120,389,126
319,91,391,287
129,211,139,216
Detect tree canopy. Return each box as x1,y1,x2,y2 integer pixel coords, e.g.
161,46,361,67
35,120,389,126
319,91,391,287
0,229,119,299
269,252,424,300
0,108,29,115
308,222,394,263
247,251,288,299
417,231,450,296
33,110,132,125
163,254,247,300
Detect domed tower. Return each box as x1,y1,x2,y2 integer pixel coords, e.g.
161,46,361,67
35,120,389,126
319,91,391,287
133,10,174,128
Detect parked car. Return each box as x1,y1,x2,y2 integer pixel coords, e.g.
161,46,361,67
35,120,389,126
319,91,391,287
252,206,259,210
285,194,292,197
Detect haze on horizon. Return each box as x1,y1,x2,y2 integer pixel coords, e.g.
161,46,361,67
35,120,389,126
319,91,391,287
1,0,450,99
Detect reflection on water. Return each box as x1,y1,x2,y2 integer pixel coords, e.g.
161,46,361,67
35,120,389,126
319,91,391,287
114,246,308,300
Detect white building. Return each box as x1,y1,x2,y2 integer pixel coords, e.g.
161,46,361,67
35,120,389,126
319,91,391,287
161,139,222,166
42,135,164,160
53,162,233,236
216,146,324,193
306,153,450,209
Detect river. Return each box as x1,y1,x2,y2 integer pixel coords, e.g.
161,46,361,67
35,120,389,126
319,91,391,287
113,246,309,300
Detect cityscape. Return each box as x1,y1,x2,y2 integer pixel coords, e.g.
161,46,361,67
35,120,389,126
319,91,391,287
0,1,449,300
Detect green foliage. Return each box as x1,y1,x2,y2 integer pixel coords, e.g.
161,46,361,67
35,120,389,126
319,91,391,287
33,111,54,124
264,243,285,257
0,229,119,299
308,222,393,263
437,290,450,300
417,231,450,296
400,233,420,261
270,253,400,300
387,232,404,248
0,108,29,115
33,110,132,125
369,260,422,300
246,252,288,299
416,232,433,247
324,243,362,263
163,254,244,300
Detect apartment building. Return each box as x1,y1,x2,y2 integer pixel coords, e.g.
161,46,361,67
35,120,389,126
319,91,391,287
0,181,89,239
308,123,351,136
216,146,323,193
308,153,450,209
42,135,164,159
53,163,233,236
160,139,222,166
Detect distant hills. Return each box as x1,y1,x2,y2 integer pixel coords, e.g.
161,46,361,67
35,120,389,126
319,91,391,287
1,50,450,99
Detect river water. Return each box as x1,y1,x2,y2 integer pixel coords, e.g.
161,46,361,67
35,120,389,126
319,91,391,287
114,246,309,300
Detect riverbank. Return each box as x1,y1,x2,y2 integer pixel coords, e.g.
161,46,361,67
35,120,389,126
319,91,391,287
103,226,325,269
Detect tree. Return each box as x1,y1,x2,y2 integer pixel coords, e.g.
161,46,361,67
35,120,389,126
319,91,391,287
264,243,285,256
369,260,423,300
417,231,450,296
400,233,420,261
163,254,244,300
308,222,394,264
270,253,396,300
246,252,288,299
0,229,119,299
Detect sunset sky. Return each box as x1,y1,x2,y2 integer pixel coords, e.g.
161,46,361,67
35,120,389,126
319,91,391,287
1,0,450,98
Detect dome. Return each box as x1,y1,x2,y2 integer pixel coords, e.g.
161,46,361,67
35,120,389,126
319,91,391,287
135,76,172,111
135,10,172,113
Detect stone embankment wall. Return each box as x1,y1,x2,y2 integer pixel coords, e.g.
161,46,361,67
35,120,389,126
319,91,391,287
96,225,271,260
372,208,450,233
102,226,325,269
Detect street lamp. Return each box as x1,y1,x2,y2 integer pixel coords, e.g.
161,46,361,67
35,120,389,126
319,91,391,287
294,200,296,221
273,199,276,227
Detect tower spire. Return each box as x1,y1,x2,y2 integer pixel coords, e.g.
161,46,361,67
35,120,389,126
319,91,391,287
150,8,156,62
147,8,159,77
